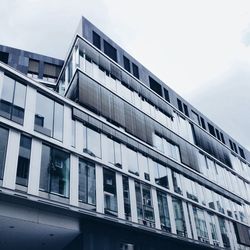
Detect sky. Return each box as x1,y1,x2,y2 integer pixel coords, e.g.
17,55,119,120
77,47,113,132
1,0,250,149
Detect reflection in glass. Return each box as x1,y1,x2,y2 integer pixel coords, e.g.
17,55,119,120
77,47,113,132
172,171,183,195
157,191,171,232
0,75,26,124
0,126,9,179
126,147,139,175
79,159,96,205
172,197,187,237
153,161,168,188
123,176,131,221
135,181,155,227
103,168,117,216
16,135,32,186
40,144,70,197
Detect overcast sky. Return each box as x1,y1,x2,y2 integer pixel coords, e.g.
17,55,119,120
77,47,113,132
1,0,250,150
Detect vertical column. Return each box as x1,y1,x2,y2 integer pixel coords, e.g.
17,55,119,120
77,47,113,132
70,154,79,206
166,194,177,234
3,129,20,189
187,204,198,240
151,187,161,229
0,70,4,96
129,178,138,223
121,145,128,173
23,86,36,132
116,172,125,220
63,105,72,148
167,168,174,192
95,164,104,214
27,138,42,196
182,200,193,238
204,211,214,245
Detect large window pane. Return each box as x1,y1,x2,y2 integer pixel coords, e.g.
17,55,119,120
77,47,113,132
0,126,9,179
135,181,155,227
40,144,70,197
16,135,32,186
85,127,101,158
153,161,169,188
0,75,26,124
35,93,63,141
126,147,139,175
157,191,171,232
123,176,131,221
103,168,117,216
172,171,183,195
79,159,96,206
172,197,187,237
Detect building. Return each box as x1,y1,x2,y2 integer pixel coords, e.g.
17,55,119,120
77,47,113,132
0,16,249,250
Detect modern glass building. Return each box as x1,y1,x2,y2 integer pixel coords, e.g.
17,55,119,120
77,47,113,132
0,16,249,250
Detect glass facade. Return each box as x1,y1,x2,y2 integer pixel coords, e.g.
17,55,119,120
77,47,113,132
79,159,96,205
0,126,8,179
16,135,32,186
0,74,26,124
40,144,70,197
35,93,63,141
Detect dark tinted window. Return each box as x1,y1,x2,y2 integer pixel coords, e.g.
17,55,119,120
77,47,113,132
132,63,139,79
177,98,183,112
183,103,189,117
123,56,130,72
164,88,170,102
149,76,162,96
220,132,225,144
104,40,117,62
0,126,9,179
208,123,215,136
200,117,206,129
239,147,245,159
215,129,221,140
0,51,9,64
93,31,101,49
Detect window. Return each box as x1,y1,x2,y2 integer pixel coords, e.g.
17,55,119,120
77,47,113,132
123,56,130,72
164,88,170,102
239,147,245,159
103,168,117,216
218,217,231,248
183,177,198,202
0,126,9,180
215,129,221,140
43,63,60,82
83,126,101,158
177,98,183,112
0,51,9,64
172,197,187,237
183,103,189,117
120,243,134,250
191,111,200,125
16,135,32,186
28,59,39,78
172,171,183,195
207,213,219,245
193,206,209,243
40,144,70,197
104,40,117,62
132,63,139,79
157,191,171,232
200,117,206,129
149,76,162,96
208,123,215,137
135,181,155,227
153,161,169,188
79,159,96,205
92,31,101,49
138,153,150,180
0,74,26,124
123,176,131,221
126,147,139,175
35,93,63,141
220,132,225,144
102,136,122,167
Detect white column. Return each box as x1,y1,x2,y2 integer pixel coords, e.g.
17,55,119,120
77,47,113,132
70,154,79,206
129,178,138,223
27,138,42,196
121,145,128,172
182,200,192,238
151,187,161,229
167,194,177,234
116,172,125,219
187,203,198,240
167,168,174,192
95,164,104,214
23,86,36,132
214,215,224,247
63,105,72,148
3,129,20,189
204,211,214,245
